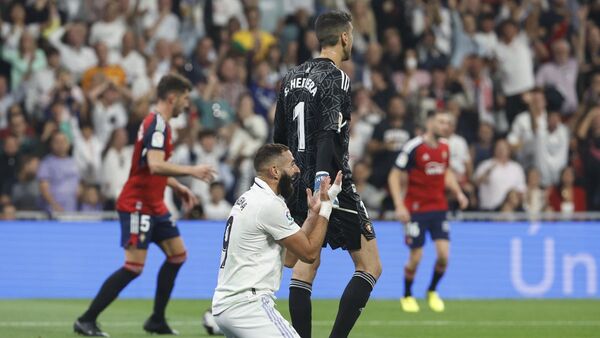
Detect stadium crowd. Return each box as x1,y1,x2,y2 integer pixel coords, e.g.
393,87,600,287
1,0,599,220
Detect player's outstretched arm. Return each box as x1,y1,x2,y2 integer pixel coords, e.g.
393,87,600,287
445,169,469,210
388,167,410,223
147,149,216,181
280,172,342,265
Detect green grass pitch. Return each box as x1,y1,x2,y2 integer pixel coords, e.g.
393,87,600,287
0,299,599,338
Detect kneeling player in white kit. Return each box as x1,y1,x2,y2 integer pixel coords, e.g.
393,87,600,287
211,143,342,338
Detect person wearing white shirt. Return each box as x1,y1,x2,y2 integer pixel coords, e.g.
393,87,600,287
109,31,147,85
535,111,569,187
212,143,341,338
100,128,133,207
71,117,103,184
474,139,527,210
507,89,547,170
474,14,498,57
25,47,61,119
204,182,233,220
493,20,534,125
89,2,127,51
0,75,14,129
89,82,128,147
48,23,98,80
143,0,181,50
535,40,579,115
447,117,472,181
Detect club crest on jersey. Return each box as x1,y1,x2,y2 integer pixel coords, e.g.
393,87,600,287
285,210,294,225
422,153,430,161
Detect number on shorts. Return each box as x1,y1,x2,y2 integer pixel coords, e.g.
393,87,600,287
405,222,420,238
140,215,150,232
220,216,234,268
293,102,305,152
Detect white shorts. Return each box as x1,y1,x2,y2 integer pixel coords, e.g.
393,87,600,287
214,294,300,338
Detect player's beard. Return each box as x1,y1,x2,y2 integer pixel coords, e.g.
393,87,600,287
278,172,296,200
342,41,351,61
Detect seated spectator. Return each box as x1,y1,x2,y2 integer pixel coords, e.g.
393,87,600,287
100,128,132,210
0,135,21,204
470,121,495,169
0,74,14,129
48,21,98,80
576,108,600,210
1,31,46,92
11,155,40,211
535,110,569,187
535,40,578,115
204,182,233,220
508,88,547,169
1,203,16,220
474,139,526,210
79,185,103,212
498,189,525,213
81,42,126,93
548,166,587,213
37,131,80,212
523,168,547,214
232,6,276,62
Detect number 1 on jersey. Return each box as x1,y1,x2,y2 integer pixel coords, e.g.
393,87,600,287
293,102,305,152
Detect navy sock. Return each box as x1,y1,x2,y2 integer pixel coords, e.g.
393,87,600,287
79,267,139,322
329,271,376,338
289,279,313,338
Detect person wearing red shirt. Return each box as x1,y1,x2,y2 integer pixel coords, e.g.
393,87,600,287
388,110,468,313
548,166,587,213
74,74,216,337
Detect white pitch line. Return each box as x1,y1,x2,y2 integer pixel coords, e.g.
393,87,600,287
1,320,600,328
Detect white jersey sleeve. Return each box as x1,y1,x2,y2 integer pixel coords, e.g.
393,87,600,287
257,202,300,241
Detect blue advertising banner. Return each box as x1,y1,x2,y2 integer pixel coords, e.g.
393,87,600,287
0,220,597,299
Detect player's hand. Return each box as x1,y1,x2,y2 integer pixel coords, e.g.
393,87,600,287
395,204,410,224
175,185,198,210
190,164,217,182
327,171,343,202
457,191,469,210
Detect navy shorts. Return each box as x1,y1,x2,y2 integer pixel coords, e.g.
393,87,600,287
404,211,449,249
118,211,180,249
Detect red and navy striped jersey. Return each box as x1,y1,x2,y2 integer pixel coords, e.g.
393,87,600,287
395,136,450,213
117,112,172,215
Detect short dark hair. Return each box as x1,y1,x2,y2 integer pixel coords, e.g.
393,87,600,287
254,143,289,173
315,11,352,48
156,74,192,100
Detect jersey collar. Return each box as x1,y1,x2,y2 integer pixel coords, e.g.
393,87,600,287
253,177,284,200
313,57,335,66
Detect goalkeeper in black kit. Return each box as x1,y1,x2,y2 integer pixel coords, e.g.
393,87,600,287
273,10,382,338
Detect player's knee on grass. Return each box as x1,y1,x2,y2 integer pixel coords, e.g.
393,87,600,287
123,261,144,275
167,251,187,265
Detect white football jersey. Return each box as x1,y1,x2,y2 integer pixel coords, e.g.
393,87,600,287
212,177,300,315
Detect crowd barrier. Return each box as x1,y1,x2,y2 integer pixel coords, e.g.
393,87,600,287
0,219,598,299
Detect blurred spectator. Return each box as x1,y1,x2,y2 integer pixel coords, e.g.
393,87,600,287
71,119,102,185
474,13,498,57
412,0,452,56
0,135,21,203
204,182,232,220
48,21,98,79
228,93,268,196
88,81,129,147
367,95,410,188
24,47,61,119
1,32,46,92
1,203,16,220
348,0,377,56
349,87,383,164
474,139,526,210
143,0,181,50
186,37,216,85
498,189,524,213
1,2,39,52
470,121,495,169
447,114,472,184
37,131,80,212
353,160,385,219
79,185,102,212
508,88,547,169
357,42,382,91
217,56,247,110
416,29,449,71
448,0,479,68
535,40,578,115
548,166,587,213
523,168,547,214
100,128,132,210
195,74,235,130
493,19,535,125
535,110,569,187
249,61,277,119
581,71,600,111
576,108,600,210
0,75,14,129
459,54,494,125
232,6,276,62
89,1,126,51
81,42,126,92
381,28,404,72
394,49,431,98
108,31,147,86
3,111,38,155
